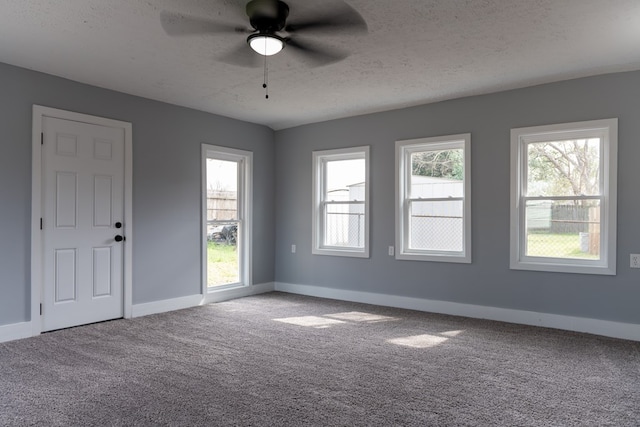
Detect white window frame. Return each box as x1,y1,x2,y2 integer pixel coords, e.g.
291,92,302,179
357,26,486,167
312,146,370,258
510,118,617,275
395,134,471,263
201,144,253,294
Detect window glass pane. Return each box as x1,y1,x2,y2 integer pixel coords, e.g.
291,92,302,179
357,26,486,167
410,149,463,198
324,203,365,248
206,157,240,288
207,222,239,287
527,138,600,197
206,158,238,220
408,200,463,252
525,199,600,259
325,159,365,201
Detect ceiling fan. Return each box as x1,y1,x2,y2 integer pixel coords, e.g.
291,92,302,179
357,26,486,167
160,0,368,68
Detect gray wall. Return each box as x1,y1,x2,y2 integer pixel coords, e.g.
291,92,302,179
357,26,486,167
0,62,275,327
3,59,639,329
274,71,640,325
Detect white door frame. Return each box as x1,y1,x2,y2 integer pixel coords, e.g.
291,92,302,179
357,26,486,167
30,105,133,336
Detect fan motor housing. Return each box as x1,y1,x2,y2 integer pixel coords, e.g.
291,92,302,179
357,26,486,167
246,0,290,32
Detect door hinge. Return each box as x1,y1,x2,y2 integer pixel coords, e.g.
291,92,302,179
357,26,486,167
40,304,43,316
40,218,43,230
41,132,44,145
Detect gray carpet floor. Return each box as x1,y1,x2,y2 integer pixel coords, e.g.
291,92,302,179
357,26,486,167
1,292,639,426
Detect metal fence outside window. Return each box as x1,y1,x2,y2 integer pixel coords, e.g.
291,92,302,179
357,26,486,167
526,203,600,259
409,214,463,251
325,212,365,247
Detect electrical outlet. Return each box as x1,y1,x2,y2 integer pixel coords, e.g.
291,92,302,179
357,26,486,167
631,254,640,268
388,246,394,256
291,244,296,254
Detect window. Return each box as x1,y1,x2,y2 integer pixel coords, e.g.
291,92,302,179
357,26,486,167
312,146,369,258
510,119,617,275
202,144,252,291
395,134,471,263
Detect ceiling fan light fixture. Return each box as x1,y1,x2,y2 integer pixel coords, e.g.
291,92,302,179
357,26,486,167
248,33,284,56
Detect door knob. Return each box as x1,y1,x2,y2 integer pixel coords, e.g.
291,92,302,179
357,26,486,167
115,222,122,229
115,235,125,242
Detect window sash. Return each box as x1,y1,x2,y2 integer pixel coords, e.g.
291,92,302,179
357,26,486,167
321,201,365,249
323,201,365,205
520,198,602,261
522,195,603,202
407,196,464,203
405,199,465,254
522,137,604,198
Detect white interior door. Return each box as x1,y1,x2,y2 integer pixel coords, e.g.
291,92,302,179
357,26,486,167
41,116,125,332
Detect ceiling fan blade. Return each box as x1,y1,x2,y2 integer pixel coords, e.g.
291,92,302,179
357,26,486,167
284,1,367,35
218,42,263,68
160,11,250,36
221,0,254,22
285,38,349,67
246,0,281,19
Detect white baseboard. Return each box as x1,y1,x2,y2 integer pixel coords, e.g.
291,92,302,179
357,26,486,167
0,321,33,343
0,283,275,344
131,294,204,318
204,282,274,303
131,282,275,318
274,282,640,342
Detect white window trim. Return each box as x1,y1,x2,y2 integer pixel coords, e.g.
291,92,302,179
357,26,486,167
312,146,370,258
201,144,253,294
510,118,617,275
395,134,472,263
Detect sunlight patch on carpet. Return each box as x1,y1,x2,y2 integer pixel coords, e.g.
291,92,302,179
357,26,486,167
440,330,464,337
325,311,398,323
388,334,449,348
273,316,345,328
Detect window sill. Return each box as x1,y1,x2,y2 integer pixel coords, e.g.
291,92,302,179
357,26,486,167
396,251,471,264
313,247,369,258
510,259,615,275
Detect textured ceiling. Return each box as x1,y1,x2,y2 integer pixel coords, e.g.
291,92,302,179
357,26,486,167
1,0,640,130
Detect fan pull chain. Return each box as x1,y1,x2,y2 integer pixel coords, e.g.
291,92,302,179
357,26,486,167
262,38,269,99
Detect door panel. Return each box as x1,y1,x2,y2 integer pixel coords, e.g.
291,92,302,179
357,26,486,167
54,249,77,302
55,172,77,228
93,175,113,227
42,116,125,332
92,247,112,297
